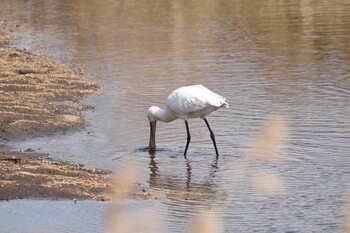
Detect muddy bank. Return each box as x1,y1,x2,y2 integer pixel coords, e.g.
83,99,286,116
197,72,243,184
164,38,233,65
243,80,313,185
0,148,156,201
1,26,156,202
0,148,112,201
0,26,116,201
0,35,100,139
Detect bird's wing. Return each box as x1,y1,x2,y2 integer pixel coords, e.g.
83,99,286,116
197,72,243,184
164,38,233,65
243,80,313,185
166,85,225,116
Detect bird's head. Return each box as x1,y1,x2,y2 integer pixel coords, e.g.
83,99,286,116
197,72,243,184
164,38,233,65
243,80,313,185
147,106,158,123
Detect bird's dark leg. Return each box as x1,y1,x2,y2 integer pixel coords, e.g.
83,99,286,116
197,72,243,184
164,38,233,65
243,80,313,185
184,120,191,158
204,118,219,159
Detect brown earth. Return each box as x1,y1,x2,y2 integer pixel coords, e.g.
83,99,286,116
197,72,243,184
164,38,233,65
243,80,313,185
0,40,99,139
0,148,112,201
0,27,154,201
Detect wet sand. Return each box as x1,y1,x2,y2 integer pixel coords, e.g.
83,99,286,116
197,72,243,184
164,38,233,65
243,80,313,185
0,30,99,139
0,27,128,201
0,148,112,201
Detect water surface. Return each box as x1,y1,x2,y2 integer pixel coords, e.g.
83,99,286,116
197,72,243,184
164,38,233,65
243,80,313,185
0,0,349,232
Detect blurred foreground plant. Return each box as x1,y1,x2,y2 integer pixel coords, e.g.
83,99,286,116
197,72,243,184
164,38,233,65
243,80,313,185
109,163,162,233
248,115,289,194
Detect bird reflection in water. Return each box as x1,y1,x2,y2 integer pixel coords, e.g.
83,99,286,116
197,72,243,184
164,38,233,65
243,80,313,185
148,153,222,203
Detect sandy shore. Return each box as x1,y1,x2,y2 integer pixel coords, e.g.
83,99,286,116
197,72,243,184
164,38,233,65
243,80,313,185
0,31,99,139
0,148,112,201
0,27,153,201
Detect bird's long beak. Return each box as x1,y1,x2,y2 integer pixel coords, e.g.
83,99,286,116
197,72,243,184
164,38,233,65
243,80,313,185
149,121,157,153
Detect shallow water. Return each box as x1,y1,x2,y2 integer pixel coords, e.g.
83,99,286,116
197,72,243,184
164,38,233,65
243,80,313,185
0,200,109,233
0,0,350,232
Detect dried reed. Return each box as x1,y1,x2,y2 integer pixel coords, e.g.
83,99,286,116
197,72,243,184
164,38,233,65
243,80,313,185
108,163,161,233
248,115,289,194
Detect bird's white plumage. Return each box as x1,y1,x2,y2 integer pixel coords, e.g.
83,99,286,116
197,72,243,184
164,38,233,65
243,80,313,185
148,84,228,156
166,84,228,119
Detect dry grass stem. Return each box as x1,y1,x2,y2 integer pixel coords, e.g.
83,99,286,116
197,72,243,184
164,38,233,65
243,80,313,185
245,115,289,195
249,116,288,161
190,212,223,233
109,163,161,233
111,166,138,203
252,171,285,195
109,208,161,233
341,205,350,233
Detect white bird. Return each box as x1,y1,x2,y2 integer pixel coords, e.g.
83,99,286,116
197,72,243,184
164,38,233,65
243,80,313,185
147,84,228,158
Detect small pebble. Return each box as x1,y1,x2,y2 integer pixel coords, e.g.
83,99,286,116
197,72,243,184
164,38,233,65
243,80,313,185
24,148,35,152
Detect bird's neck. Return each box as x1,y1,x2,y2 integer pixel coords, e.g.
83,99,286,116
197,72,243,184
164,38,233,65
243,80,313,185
153,107,178,123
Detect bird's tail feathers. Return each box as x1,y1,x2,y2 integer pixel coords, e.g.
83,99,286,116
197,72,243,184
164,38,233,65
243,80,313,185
222,97,229,108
